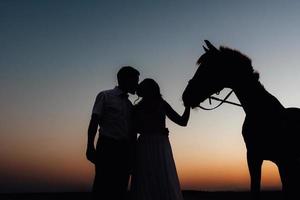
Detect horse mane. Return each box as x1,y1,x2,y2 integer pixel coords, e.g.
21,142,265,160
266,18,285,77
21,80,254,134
221,47,260,82
197,46,260,82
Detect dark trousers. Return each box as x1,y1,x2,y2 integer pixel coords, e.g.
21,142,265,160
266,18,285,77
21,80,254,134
93,135,132,200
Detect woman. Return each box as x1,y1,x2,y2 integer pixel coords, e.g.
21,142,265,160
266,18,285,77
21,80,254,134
131,78,190,200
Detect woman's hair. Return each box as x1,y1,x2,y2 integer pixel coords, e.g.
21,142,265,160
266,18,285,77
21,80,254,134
136,78,162,99
135,78,163,108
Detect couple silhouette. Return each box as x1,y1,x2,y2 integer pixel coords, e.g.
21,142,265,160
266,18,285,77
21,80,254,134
86,66,190,200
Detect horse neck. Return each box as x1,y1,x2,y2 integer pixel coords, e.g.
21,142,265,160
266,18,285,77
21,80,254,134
232,80,284,115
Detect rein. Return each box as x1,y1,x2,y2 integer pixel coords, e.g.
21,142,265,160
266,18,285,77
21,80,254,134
198,90,242,110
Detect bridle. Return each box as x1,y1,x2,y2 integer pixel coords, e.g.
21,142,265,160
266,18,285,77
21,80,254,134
197,89,242,110
187,78,242,110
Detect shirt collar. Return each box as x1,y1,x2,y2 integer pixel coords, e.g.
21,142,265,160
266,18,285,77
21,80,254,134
114,86,129,98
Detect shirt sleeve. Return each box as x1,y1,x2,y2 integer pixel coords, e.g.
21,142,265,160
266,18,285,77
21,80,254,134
92,92,105,116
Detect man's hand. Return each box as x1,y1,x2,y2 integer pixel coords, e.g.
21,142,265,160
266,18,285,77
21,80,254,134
86,114,99,164
86,146,96,164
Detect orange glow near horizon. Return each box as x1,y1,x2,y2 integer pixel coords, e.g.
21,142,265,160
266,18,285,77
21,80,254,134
0,103,283,192
0,130,282,192
261,161,282,190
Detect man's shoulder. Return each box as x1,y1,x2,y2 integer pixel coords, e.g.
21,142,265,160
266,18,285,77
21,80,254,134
99,88,115,95
95,88,121,101
97,88,117,96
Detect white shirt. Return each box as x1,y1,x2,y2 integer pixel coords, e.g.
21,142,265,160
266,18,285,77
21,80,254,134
92,87,133,140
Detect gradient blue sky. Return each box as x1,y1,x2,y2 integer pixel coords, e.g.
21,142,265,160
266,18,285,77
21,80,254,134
1,0,300,193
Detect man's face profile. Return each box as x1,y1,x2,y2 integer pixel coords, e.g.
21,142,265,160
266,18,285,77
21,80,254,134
127,75,139,94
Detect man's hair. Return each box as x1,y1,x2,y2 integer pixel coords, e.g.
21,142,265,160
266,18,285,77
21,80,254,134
117,66,140,83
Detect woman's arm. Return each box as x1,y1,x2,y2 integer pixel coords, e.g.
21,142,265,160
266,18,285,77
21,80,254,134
164,101,190,126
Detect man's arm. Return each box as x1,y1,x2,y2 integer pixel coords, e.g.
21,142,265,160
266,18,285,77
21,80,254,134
86,113,99,164
86,92,104,164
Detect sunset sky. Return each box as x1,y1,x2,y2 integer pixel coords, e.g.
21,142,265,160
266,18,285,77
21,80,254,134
1,0,300,193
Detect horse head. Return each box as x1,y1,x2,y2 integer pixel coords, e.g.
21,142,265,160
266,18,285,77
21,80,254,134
182,40,256,108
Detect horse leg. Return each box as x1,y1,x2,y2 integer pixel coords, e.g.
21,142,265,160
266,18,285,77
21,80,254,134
247,151,263,199
277,160,288,193
278,158,300,199
288,157,300,199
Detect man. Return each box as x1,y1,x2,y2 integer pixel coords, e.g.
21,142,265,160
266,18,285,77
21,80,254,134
86,66,140,200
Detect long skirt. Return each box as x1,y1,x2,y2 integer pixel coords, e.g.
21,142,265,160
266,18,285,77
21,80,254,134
131,134,184,200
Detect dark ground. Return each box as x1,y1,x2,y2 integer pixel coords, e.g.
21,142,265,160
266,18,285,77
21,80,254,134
0,190,285,200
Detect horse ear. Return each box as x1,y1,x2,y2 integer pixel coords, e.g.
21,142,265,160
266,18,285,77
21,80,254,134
204,40,218,51
203,45,209,52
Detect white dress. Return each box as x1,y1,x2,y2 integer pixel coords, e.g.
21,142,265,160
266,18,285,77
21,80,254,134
131,101,184,200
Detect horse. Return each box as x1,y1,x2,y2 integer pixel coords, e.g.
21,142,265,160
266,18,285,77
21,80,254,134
182,40,300,199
